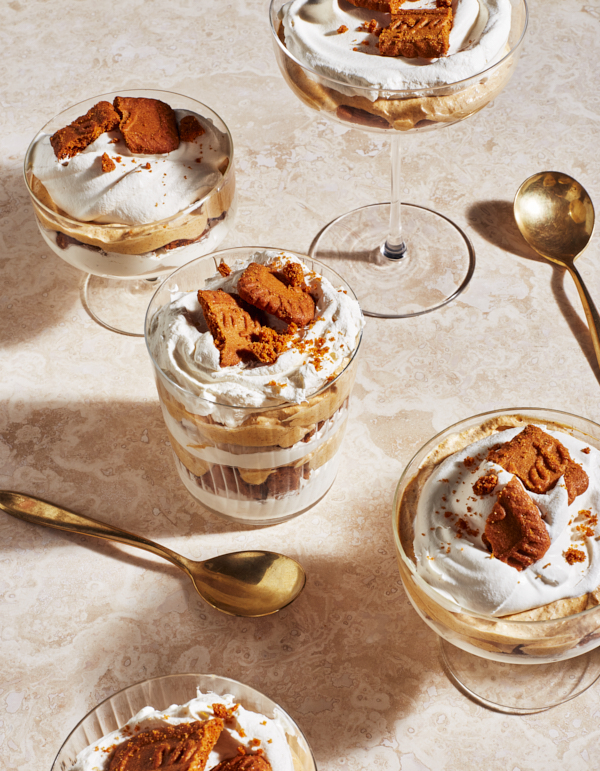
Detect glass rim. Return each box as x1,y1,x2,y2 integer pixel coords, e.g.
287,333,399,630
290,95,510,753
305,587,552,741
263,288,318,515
269,0,528,97
23,88,235,230
51,672,316,771
392,405,600,627
144,245,364,412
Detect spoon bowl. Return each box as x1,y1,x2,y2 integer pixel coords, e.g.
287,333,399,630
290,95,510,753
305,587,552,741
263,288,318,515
514,171,600,371
514,171,595,263
0,491,306,617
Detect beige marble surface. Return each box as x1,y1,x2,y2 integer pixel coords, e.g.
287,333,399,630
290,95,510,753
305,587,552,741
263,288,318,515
2,0,600,769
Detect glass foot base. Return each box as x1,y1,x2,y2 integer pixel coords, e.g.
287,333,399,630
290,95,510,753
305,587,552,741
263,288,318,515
310,203,475,318
82,274,160,336
440,638,600,714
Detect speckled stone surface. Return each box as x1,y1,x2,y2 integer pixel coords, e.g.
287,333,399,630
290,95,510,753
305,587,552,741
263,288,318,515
2,1,600,769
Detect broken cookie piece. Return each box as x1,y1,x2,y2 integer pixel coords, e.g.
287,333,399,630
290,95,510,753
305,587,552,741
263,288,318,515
487,424,589,505
180,114,205,142
346,0,393,12
211,755,273,771
473,472,498,497
197,289,263,367
250,326,294,365
238,262,315,326
379,6,453,59
482,476,551,571
281,261,306,289
50,100,120,160
336,105,391,130
113,96,180,154
108,718,223,771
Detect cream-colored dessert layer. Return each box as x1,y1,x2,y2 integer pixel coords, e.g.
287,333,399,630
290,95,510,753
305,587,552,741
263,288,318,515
281,0,511,91
29,167,234,256
148,251,363,421
399,415,600,618
162,399,347,465
278,24,514,130
156,359,356,447
166,415,346,483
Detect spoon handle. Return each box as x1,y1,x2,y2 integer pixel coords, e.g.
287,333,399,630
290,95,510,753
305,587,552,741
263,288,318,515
0,491,191,573
567,264,600,372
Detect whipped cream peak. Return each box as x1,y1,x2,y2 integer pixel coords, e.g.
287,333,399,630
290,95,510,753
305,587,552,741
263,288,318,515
147,250,364,426
67,691,295,771
281,0,512,91
413,425,600,616
30,109,229,226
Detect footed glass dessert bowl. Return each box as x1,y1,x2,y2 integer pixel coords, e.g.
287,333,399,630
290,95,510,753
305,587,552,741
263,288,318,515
51,673,316,771
270,0,528,317
24,89,235,336
393,408,600,713
145,246,363,526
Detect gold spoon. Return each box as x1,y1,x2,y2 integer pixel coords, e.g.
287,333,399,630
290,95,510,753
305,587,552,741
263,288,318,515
0,491,306,617
514,171,599,368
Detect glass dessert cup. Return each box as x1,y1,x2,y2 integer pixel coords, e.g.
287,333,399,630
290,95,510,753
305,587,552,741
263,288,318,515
24,90,236,337
51,673,316,771
145,246,363,527
269,0,527,317
393,408,600,714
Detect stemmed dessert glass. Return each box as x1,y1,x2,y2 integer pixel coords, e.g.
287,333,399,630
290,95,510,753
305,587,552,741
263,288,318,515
24,89,236,336
269,1,528,317
394,408,600,714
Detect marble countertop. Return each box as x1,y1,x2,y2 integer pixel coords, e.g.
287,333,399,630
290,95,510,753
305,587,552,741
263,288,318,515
2,1,600,769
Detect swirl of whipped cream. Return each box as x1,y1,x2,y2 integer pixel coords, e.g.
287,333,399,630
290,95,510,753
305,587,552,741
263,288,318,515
147,250,364,425
30,110,229,226
281,0,512,91
413,425,600,616
67,691,295,771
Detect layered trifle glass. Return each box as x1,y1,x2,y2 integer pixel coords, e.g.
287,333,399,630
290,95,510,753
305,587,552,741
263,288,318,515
393,408,600,713
24,90,235,335
145,246,363,525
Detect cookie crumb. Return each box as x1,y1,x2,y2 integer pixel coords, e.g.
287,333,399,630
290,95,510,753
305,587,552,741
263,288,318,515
101,152,116,172
180,114,205,142
564,547,586,565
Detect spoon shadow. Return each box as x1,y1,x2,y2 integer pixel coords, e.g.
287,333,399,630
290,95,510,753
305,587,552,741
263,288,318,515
467,200,600,385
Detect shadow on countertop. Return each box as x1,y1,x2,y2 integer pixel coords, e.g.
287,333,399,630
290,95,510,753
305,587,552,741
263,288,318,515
0,163,83,347
0,394,433,770
467,199,600,385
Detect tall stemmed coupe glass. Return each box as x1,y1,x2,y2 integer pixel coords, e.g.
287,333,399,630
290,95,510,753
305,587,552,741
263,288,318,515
269,0,528,317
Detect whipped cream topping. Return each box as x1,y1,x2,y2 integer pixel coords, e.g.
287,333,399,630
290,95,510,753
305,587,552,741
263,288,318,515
281,0,512,90
30,110,229,226
147,250,364,426
413,425,600,616
68,691,295,771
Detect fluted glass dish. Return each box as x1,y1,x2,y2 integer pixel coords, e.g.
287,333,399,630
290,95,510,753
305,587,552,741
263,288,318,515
51,673,316,771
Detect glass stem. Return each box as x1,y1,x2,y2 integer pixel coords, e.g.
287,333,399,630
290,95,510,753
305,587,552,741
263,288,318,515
381,133,407,260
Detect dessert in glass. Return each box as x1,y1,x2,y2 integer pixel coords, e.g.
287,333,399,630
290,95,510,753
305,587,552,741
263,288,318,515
393,408,600,713
270,0,528,317
145,246,364,526
24,90,235,336
51,673,316,771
